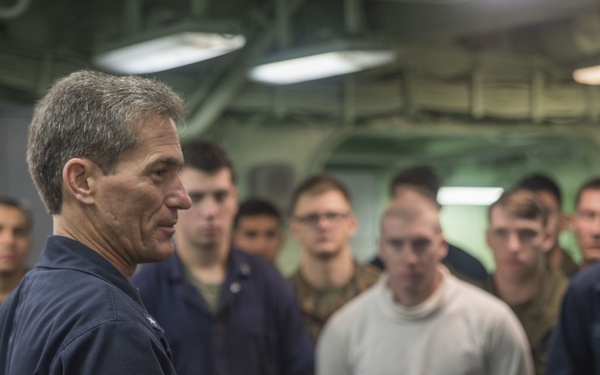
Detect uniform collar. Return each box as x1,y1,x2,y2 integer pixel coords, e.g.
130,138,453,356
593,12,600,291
37,235,142,304
166,246,253,281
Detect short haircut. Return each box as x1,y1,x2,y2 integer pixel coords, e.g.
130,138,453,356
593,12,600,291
389,165,442,198
515,173,562,206
0,196,33,234
488,189,548,227
381,200,441,234
291,174,351,212
234,198,282,229
394,185,441,210
27,70,185,214
180,140,236,183
575,177,600,208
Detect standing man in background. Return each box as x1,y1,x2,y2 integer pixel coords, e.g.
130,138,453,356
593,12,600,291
516,173,578,276
0,70,191,374
132,140,314,375
0,197,32,304
484,189,568,375
570,177,600,270
233,198,284,266
289,174,380,344
317,197,533,375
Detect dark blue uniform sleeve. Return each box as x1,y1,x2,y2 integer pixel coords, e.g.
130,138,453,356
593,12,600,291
50,321,176,375
546,284,594,375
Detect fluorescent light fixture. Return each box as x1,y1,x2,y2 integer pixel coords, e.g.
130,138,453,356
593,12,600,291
94,31,245,75
437,187,504,206
249,39,397,85
573,65,600,85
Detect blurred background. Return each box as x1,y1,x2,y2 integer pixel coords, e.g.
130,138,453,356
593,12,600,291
1,0,599,274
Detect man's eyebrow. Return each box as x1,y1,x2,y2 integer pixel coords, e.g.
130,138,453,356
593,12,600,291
152,157,183,168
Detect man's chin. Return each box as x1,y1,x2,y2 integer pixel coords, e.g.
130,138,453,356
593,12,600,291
311,248,342,260
584,248,600,263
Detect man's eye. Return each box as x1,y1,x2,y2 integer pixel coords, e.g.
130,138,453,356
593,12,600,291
153,169,166,177
519,230,537,241
215,192,228,202
412,240,430,252
188,194,203,203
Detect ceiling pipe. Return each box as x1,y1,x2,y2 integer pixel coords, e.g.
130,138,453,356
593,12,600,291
0,0,32,20
182,0,308,139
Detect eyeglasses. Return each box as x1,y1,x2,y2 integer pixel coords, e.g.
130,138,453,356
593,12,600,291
294,212,351,226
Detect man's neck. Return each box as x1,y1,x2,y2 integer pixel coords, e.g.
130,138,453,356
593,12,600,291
299,247,355,290
0,268,26,303
176,239,229,284
547,244,564,271
493,264,545,305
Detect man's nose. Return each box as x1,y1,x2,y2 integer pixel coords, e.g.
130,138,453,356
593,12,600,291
506,233,521,253
167,177,192,210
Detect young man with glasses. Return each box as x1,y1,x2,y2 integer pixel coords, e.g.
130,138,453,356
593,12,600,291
289,174,381,344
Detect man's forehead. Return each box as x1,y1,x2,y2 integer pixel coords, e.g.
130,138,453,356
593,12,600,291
382,216,437,236
238,215,280,227
295,190,350,209
579,188,600,208
489,208,542,229
0,205,28,222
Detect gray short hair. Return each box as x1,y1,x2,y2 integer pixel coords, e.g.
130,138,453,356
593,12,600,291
27,70,185,214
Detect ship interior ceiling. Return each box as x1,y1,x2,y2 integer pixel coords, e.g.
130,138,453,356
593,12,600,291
3,0,600,269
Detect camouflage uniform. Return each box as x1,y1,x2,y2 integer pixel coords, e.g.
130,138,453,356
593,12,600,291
289,262,381,345
484,269,568,375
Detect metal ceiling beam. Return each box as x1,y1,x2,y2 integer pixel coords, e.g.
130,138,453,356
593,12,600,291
366,0,598,41
181,0,307,140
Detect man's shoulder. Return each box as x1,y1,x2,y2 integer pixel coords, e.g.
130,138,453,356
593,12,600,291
353,262,382,290
325,280,381,325
445,243,488,282
562,261,600,304
448,275,514,317
3,267,151,345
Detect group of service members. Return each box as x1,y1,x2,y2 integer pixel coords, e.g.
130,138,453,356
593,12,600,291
1,71,600,375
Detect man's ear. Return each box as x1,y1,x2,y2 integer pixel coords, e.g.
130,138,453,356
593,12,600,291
542,227,554,254
485,228,493,249
62,158,97,206
438,235,449,261
377,238,385,259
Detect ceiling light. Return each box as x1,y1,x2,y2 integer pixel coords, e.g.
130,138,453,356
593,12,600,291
573,65,600,85
248,38,397,85
437,187,504,206
93,29,245,75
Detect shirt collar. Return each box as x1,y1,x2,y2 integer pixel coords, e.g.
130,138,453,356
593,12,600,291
37,235,142,304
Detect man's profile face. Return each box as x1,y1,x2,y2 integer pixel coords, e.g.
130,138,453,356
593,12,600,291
176,167,238,251
233,214,282,264
572,188,600,263
487,205,551,281
92,115,191,264
0,205,31,275
290,189,356,259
